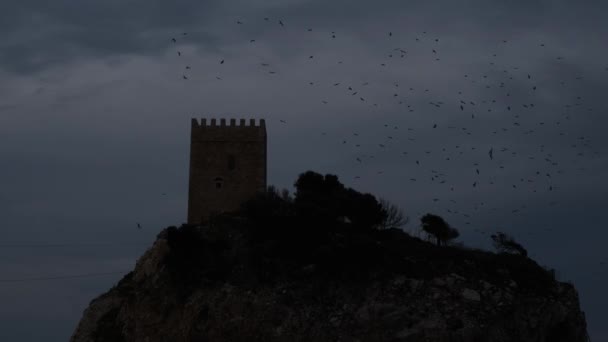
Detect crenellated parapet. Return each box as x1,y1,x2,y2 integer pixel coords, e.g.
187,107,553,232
191,118,266,142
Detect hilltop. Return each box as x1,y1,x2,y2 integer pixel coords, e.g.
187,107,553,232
71,171,589,341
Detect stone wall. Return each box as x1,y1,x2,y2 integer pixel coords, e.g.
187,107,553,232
187,118,266,224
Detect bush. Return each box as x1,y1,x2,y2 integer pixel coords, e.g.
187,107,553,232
420,213,459,246
491,232,528,257
239,185,296,238
294,171,387,231
377,197,409,230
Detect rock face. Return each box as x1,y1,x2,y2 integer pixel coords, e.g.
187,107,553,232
71,221,589,342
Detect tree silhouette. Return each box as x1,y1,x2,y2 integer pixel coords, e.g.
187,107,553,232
341,189,386,230
377,197,409,230
239,185,295,234
293,170,386,230
491,231,528,257
420,213,459,246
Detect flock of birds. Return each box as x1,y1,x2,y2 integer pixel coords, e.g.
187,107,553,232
164,17,604,244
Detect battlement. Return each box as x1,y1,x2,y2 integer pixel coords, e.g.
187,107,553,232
191,118,266,142
192,118,266,128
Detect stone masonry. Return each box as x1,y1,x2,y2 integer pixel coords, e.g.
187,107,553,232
187,118,267,224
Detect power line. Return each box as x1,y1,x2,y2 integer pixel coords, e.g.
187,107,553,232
0,242,149,248
0,271,130,283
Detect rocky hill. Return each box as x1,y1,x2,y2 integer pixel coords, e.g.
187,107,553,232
71,215,589,342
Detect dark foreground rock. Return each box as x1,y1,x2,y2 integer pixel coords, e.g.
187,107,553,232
71,219,589,342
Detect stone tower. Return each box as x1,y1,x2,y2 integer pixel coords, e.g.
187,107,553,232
187,118,267,224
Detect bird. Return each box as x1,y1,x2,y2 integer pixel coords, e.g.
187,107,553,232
182,75,188,80
279,20,284,26
220,59,224,64
137,223,142,229
489,148,493,160
171,38,176,43
279,120,286,123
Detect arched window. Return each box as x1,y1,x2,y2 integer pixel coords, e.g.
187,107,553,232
214,177,224,189
228,155,236,170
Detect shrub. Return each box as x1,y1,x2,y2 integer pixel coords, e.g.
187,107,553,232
420,213,460,246
491,231,528,257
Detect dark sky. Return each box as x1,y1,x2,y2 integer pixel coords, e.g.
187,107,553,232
1,0,607,340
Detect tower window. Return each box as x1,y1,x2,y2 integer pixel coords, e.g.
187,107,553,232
228,155,236,170
214,177,224,189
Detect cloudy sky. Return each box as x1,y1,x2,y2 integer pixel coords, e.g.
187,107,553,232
0,0,607,340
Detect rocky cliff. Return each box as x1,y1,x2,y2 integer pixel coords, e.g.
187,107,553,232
71,217,589,342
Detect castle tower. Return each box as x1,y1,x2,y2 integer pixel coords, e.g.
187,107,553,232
187,118,267,224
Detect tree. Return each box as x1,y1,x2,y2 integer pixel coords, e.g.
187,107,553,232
342,190,386,230
280,188,292,203
239,185,295,234
491,232,528,257
293,170,386,230
377,197,409,230
420,213,459,246
443,226,460,244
